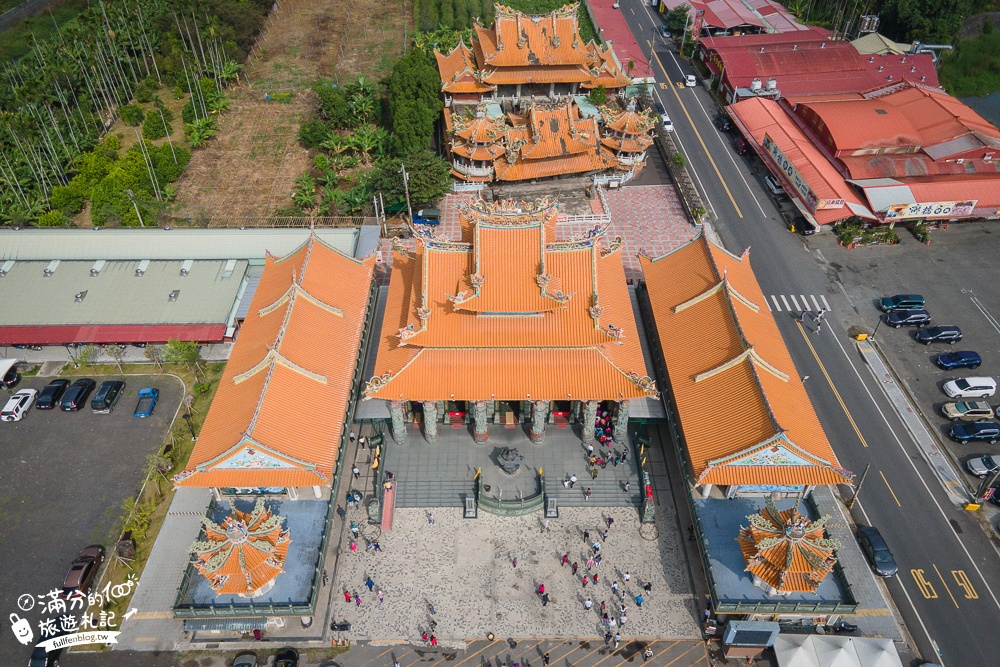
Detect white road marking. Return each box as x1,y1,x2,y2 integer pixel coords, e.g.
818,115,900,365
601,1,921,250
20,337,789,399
970,295,1000,335
771,295,782,311
780,295,790,311
811,295,822,311
800,294,809,310
820,295,831,310
790,294,800,310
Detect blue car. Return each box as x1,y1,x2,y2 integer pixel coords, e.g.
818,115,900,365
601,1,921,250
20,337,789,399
951,422,1000,444
936,351,982,370
133,387,159,418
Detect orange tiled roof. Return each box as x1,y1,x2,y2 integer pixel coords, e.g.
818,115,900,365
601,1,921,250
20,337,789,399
737,498,839,594
478,4,590,69
191,498,292,596
583,43,633,89
601,135,654,153
436,42,496,94
481,65,595,85
600,102,657,136
639,230,852,488
366,198,656,402
175,234,374,489
452,111,508,144
496,151,617,181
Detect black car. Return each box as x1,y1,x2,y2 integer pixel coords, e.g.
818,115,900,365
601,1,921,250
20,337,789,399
791,216,816,235
857,526,898,577
733,135,750,155
35,379,70,410
2,365,19,388
28,636,65,666
716,115,732,132
886,308,931,328
60,378,97,411
654,101,665,116
951,422,1000,444
916,325,962,345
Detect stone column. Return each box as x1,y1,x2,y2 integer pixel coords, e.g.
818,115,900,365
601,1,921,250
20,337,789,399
614,400,630,444
530,400,549,444
472,400,489,444
422,401,439,444
582,400,600,444
389,401,407,445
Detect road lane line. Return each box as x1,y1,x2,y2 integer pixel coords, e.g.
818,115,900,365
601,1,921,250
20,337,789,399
790,295,801,310
880,470,902,506
826,327,1000,612
820,295,831,310
654,102,719,220
650,47,743,218
780,295,790,310
811,295,821,311
933,563,960,609
970,295,1000,334
896,573,947,666
663,642,704,666
800,294,809,310
448,640,500,667
771,295,782,311
795,322,868,447
766,298,772,311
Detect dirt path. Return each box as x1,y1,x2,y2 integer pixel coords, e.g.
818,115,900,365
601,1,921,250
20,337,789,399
170,0,408,222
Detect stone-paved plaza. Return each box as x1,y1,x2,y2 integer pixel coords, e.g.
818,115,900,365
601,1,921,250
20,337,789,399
331,507,701,643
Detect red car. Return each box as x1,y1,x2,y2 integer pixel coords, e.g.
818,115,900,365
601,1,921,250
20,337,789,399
61,545,105,598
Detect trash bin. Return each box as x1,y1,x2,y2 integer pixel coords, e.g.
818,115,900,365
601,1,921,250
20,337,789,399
855,333,868,341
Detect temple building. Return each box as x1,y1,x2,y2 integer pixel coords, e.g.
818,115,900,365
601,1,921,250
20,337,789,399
436,4,653,183
174,234,376,497
365,198,658,445
435,4,632,108
445,100,656,181
190,499,291,598
737,498,840,596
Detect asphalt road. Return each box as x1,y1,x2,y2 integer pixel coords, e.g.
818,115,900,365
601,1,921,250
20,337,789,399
614,1,1000,664
0,373,182,667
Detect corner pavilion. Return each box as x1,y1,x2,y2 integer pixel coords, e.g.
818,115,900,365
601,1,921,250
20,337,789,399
365,198,658,444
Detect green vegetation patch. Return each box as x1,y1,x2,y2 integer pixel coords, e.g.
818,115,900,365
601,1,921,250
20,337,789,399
939,31,1000,97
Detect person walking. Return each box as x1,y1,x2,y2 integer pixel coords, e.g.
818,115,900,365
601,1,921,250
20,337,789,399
343,590,352,603
537,583,545,595
595,554,602,567
635,594,644,607
373,541,383,552
601,529,609,540
572,562,579,575
620,613,628,626
593,572,600,584
350,430,356,445
569,474,578,488
592,541,602,554
814,307,827,323
623,480,630,493
541,593,550,607
586,556,595,570
590,468,598,480
606,517,614,530
430,635,437,646
394,661,401,667
600,600,607,614
353,465,360,480
543,653,550,666
428,512,435,525
585,487,592,501
584,597,593,611
378,589,385,604
365,576,375,591
354,593,362,606
541,519,550,533
623,571,630,583
561,553,569,567
644,647,654,661
583,529,590,543
359,435,367,449
607,616,616,630
604,632,612,647
614,632,622,649
512,557,518,568
611,581,619,596
582,575,590,588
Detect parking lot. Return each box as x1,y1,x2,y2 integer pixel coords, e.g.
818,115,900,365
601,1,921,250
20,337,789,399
0,372,181,665
828,221,1000,489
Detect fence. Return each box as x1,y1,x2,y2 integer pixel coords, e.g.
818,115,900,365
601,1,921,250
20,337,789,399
205,215,375,228
0,0,57,32
476,475,545,516
452,181,485,193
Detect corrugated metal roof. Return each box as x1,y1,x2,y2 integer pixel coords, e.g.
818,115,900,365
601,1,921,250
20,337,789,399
859,184,915,211
235,266,265,320
851,32,912,56
0,259,247,326
0,228,357,261
0,323,227,345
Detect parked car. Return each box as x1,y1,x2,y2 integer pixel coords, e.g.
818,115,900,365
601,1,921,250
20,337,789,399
232,652,258,667
733,135,749,155
917,325,962,345
857,526,897,577
886,309,931,328
61,545,105,598
685,74,697,86
657,25,672,38
35,379,70,410
133,387,159,418
951,422,1000,444
60,378,96,411
2,365,19,388
967,454,999,478
411,208,440,225
716,115,732,132
943,377,997,399
91,380,126,414
942,401,995,422
791,215,816,235
1,389,37,422
274,648,299,667
662,115,674,132
654,102,665,116
763,174,785,197
936,351,982,370
28,635,65,667
879,294,925,312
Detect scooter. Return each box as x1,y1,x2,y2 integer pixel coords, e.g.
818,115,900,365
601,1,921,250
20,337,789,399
828,621,859,634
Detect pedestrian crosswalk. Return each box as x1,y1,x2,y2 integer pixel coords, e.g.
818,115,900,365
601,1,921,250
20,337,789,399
768,294,832,312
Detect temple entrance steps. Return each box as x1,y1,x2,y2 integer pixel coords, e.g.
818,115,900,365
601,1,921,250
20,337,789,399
393,479,475,508
545,482,642,509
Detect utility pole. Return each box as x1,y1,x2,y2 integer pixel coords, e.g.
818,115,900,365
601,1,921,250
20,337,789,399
126,189,145,228
400,163,413,222
846,462,870,510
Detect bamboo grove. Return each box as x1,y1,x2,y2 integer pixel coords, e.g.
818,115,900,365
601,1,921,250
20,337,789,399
0,0,273,226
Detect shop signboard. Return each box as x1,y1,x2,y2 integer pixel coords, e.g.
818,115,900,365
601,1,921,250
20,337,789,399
884,200,977,219
761,133,842,212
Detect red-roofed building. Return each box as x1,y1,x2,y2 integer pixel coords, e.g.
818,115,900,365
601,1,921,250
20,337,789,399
695,29,938,103
729,81,1000,224
657,0,807,36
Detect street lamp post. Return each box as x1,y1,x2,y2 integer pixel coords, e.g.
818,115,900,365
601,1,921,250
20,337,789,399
870,316,883,341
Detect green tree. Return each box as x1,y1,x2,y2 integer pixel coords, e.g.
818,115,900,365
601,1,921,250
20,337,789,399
311,82,351,128
665,4,690,33
588,84,607,106
388,48,443,154
162,338,202,376
49,183,85,215
367,150,452,207
120,104,145,126
142,111,169,140
36,210,69,227
876,0,971,43
441,0,455,27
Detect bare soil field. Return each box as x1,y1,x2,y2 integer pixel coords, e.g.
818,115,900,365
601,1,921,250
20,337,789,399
169,0,408,222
